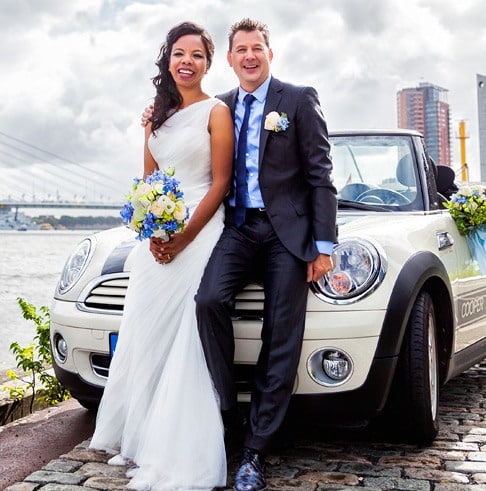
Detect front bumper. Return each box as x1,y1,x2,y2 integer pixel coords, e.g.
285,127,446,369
50,297,394,417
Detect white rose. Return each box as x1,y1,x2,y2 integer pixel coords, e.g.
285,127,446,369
165,200,176,214
150,202,164,217
460,185,472,197
173,201,187,221
133,182,152,199
264,111,280,131
157,195,171,209
157,195,176,214
133,183,153,208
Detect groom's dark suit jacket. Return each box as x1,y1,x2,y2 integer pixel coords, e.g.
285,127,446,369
218,77,337,261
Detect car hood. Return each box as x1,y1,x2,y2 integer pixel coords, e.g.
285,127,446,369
83,212,433,278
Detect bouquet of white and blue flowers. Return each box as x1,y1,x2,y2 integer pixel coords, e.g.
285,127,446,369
120,167,188,241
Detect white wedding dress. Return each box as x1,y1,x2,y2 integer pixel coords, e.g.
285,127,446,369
89,98,227,490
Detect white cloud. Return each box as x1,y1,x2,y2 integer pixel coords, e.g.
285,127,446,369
1,0,485,201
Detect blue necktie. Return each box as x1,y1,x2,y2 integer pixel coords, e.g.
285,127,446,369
234,94,255,227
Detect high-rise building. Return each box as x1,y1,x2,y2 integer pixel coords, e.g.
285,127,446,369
477,74,486,180
397,82,451,166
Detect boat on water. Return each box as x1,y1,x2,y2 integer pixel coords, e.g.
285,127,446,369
0,208,39,231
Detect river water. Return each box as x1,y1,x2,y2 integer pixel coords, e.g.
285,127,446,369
0,230,97,371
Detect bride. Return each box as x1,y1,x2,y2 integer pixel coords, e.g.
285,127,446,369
89,21,234,490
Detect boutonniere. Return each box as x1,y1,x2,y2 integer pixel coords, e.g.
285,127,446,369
264,111,289,132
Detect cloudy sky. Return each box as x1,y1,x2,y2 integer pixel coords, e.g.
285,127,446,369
1,0,485,202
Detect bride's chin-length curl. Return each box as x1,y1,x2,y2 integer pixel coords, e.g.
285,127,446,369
151,21,215,133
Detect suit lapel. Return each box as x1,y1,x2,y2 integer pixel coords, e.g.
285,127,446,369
219,88,239,118
259,77,283,168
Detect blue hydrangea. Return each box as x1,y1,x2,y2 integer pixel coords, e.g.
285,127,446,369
162,219,179,233
139,212,157,240
276,116,289,132
120,203,134,224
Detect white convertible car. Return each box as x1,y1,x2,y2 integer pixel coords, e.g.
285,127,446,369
50,129,486,444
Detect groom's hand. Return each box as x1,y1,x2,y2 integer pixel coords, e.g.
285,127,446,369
140,104,154,127
307,254,333,283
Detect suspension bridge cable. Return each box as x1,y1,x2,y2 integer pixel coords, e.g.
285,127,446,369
0,131,129,188
0,137,123,196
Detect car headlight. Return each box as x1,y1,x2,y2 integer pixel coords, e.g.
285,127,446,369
312,238,386,304
57,238,93,294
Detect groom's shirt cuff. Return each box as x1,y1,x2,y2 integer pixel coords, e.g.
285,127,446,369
316,240,335,256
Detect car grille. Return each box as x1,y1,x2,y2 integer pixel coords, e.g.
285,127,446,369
232,284,265,320
84,275,264,383
79,274,265,318
91,353,111,378
78,274,129,314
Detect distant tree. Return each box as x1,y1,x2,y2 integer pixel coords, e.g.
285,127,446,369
33,215,122,230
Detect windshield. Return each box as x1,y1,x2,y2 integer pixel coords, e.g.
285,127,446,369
330,134,422,211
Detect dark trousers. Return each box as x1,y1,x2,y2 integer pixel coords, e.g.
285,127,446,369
195,210,309,453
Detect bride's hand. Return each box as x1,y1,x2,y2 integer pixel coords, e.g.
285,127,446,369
150,233,189,264
141,104,154,127
149,237,167,263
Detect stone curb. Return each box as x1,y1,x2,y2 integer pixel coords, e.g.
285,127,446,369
4,362,486,490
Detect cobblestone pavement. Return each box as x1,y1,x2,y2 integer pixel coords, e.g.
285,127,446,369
5,362,486,491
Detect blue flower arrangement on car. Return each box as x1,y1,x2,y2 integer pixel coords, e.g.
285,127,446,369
446,184,486,274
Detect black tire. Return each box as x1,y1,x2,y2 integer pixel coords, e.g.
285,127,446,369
381,291,440,444
75,396,100,412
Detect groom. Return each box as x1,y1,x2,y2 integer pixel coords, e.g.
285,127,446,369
195,18,337,491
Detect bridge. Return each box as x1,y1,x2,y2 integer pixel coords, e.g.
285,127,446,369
0,131,130,210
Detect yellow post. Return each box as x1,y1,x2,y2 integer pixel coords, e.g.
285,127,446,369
459,120,468,181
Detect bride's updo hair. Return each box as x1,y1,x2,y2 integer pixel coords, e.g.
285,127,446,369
151,22,215,133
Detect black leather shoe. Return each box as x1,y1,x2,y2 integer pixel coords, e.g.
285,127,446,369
233,447,267,491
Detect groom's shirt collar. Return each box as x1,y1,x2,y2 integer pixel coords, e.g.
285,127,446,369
237,76,271,104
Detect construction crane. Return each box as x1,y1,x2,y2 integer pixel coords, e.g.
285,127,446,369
457,120,469,181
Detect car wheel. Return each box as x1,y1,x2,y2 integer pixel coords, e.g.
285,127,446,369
381,291,439,444
75,396,100,412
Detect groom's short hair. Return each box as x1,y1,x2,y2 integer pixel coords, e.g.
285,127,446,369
228,18,270,50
